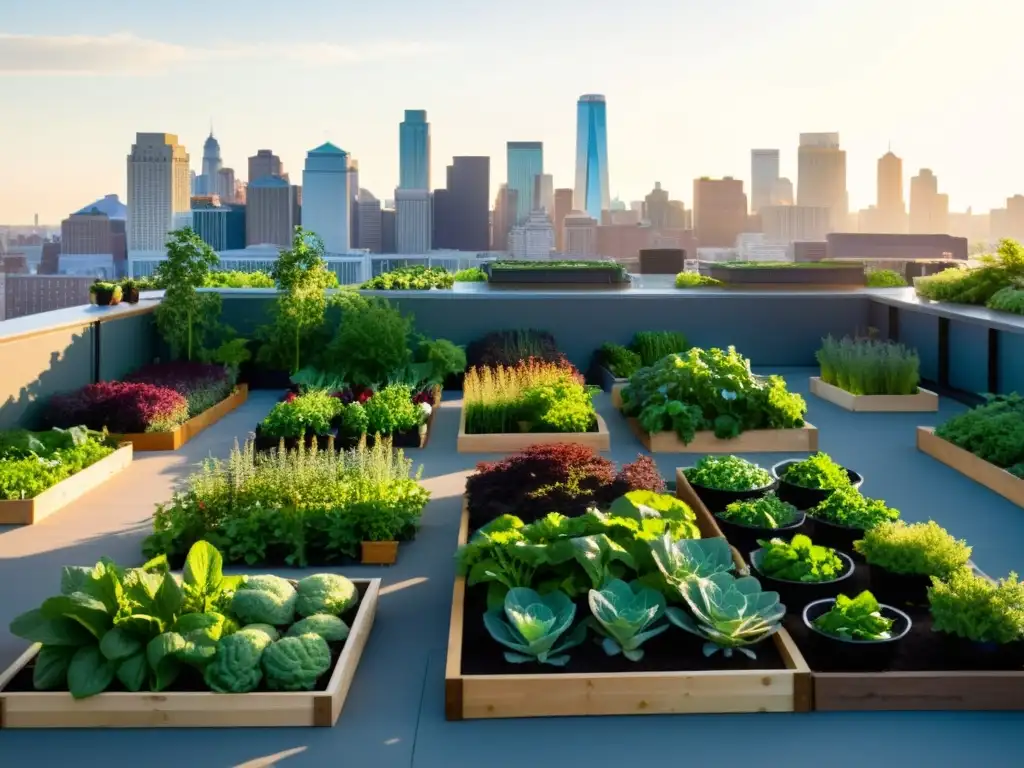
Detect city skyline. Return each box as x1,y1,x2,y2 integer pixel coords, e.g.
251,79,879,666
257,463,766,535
1,0,1022,223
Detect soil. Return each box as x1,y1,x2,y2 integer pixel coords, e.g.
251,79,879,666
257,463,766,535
459,584,786,676
3,582,369,695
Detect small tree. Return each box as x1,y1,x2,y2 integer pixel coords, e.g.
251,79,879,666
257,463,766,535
154,228,222,360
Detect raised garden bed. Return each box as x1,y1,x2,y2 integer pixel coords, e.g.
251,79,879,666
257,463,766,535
457,408,610,454
596,366,628,409
704,262,865,288
253,404,435,454
485,261,630,287
810,377,938,412
916,427,1024,508
445,491,812,720
626,417,818,454
0,578,381,728
0,443,133,526
113,385,249,451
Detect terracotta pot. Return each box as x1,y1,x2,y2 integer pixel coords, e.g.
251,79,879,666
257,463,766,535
361,540,399,565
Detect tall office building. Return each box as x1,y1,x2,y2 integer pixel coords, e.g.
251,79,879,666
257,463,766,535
574,94,610,220
380,208,397,253
693,177,747,248
552,188,574,252
248,149,285,183
751,150,780,214
395,189,431,253
194,130,222,195
534,173,554,215
302,142,351,254
356,192,383,253
563,212,599,257
772,177,794,206
909,169,949,235
760,206,831,243
399,110,430,190
797,133,847,229
246,175,294,247
509,210,555,259
876,151,906,233
126,133,191,252
644,182,670,228
191,196,246,251
507,142,543,225
433,156,490,251
217,168,236,202
491,185,518,251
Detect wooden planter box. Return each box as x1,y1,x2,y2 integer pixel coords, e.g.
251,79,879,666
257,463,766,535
486,264,630,286
113,385,249,452
361,541,398,565
917,427,1024,508
457,408,610,454
597,366,628,409
0,579,380,728
810,377,938,412
705,264,865,288
444,493,811,720
0,443,134,526
626,417,818,454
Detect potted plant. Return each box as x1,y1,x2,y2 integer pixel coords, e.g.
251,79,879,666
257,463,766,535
354,503,408,565
714,494,805,555
89,280,122,306
364,384,430,448
803,591,912,669
928,569,1024,664
254,390,343,453
854,521,972,606
772,452,863,510
683,455,776,513
121,277,141,304
806,485,900,554
749,533,855,605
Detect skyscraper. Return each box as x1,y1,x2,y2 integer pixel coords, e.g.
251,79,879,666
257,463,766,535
433,157,490,251
191,196,246,251
507,142,543,225
563,211,598,257
876,151,906,233
246,175,294,247
196,130,222,195
509,210,555,259
534,173,554,216
797,133,847,230
491,185,518,251
909,169,949,235
693,177,747,248
751,150,780,214
356,192,383,253
126,133,190,252
644,183,670,228
399,110,430,190
552,188,574,252
248,150,285,183
574,95,610,220
302,142,351,254
395,189,431,253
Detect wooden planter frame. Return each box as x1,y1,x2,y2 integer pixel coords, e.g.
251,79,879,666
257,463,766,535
113,385,249,452
810,377,938,413
626,417,818,454
0,443,133,525
456,408,610,454
445,488,811,720
917,427,1024,509
0,578,380,729
597,366,628,409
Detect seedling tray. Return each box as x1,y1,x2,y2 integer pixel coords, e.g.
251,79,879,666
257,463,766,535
112,385,249,451
457,408,610,454
810,378,938,412
626,417,818,454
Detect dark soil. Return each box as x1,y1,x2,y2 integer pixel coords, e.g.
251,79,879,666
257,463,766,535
3,582,369,694
459,585,785,676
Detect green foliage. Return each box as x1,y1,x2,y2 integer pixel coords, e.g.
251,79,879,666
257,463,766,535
490,259,628,281
587,579,668,661
986,285,1024,316
0,427,116,501
229,575,297,626
865,269,908,288
294,573,358,618
364,384,425,434
933,394,1024,475
780,452,851,490
289,367,347,393
646,536,734,593
483,587,588,666
414,338,467,386
928,570,1024,644
685,455,772,491
810,485,900,530
817,335,920,395
915,239,1024,305
154,228,223,361
630,331,689,367
90,281,123,304
338,401,369,438
203,626,277,693
854,521,972,579
286,613,350,642
261,633,333,690
325,294,413,388
598,343,642,379
674,272,723,288
755,534,845,583
812,592,894,640
453,266,487,282
718,494,799,528
260,391,343,438
207,338,252,368
204,270,276,288
360,265,454,290
621,346,806,443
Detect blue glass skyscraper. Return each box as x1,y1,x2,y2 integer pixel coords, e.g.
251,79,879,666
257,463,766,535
399,110,430,190
506,141,543,225
574,95,610,220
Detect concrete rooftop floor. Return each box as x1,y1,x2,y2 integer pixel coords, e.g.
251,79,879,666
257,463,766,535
2,368,1023,768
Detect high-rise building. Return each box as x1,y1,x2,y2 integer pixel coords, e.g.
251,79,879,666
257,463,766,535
574,94,610,220
751,149,780,214
447,157,490,251
194,130,222,196
552,188,574,252
217,168,236,202
644,183,670,228
399,110,430,191
507,142,543,225
234,180,247,204
126,133,190,252
509,209,555,259
876,151,906,233
61,209,113,255
302,142,351,254
248,150,285,183
356,193,383,253
772,177,794,206
380,208,397,253
191,196,246,252
797,133,847,229
395,189,431,253
491,185,518,251
760,206,831,243
534,173,554,215
597,224,651,262
693,177,747,248
563,211,598,257
246,175,294,247
909,169,949,235
667,200,690,230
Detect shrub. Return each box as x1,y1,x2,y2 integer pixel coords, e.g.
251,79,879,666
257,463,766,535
756,534,844,583
326,294,413,388
610,455,666,497
453,267,487,282
205,270,276,288
779,452,851,490
934,394,1024,476
915,239,1024,305
986,284,1024,316
854,521,972,579
630,331,689,367
414,338,467,385
865,269,908,288
0,427,116,500
816,335,920,395
48,381,189,433
597,343,642,379
154,228,222,361
364,384,425,434
685,455,771,491
260,391,343,439
928,569,1024,644
810,485,899,530
675,272,722,288
466,329,564,369
719,494,799,528
337,401,368,438
126,361,235,417
360,265,454,290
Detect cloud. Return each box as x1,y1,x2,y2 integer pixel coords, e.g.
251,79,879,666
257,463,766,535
0,33,441,75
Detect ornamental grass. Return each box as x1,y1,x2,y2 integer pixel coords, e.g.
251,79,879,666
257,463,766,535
816,335,920,396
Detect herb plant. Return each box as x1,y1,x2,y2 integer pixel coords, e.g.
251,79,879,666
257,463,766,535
453,267,487,282
465,329,563,369
0,427,116,500
915,239,1024,306
816,336,921,396
126,361,236,417
685,455,772,491
204,271,276,288
587,580,668,661
812,591,895,640
854,521,972,579
153,228,222,361
928,569,1024,644
674,272,722,288
719,494,799,528
933,394,1024,477
360,265,454,290
597,343,642,379
865,269,908,288
260,391,343,438
779,452,851,490
810,485,900,530
630,331,689,367
987,284,1024,316
483,588,587,666
755,534,845,583
364,384,425,435
414,338,467,386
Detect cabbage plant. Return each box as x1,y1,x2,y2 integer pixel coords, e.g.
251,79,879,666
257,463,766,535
666,572,784,659
587,580,668,661
483,588,587,666
650,536,734,581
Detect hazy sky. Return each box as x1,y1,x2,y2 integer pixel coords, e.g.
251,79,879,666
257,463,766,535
1,0,1021,224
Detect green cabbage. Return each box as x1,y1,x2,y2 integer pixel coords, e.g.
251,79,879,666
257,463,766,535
587,579,668,661
294,574,358,618
230,575,296,626
483,587,587,666
262,633,333,691
287,614,350,642
203,627,276,693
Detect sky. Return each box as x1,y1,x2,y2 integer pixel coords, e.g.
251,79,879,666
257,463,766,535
1,0,1022,224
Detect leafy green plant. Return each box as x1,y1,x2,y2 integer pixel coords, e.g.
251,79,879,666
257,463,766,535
337,401,368,438
0,427,116,501
685,455,772,491
934,394,1024,476
414,338,466,386
987,284,1024,316
916,239,1024,305
755,534,844,583
664,572,784,658
364,384,424,434
812,591,894,640
597,343,642,379
489,260,628,282
816,336,920,395
810,485,900,530
153,228,222,361
204,271,276,288
779,452,851,490
644,535,734,596
718,494,799,528
325,294,413,388
928,569,1024,644
289,367,347,393
674,272,722,288
587,579,668,660
483,587,587,666
865,269,908,288
630,331,689,367
854,521,972,579
259,391,342,439
453,266,487,282
360,265,454,290
261,632,332,690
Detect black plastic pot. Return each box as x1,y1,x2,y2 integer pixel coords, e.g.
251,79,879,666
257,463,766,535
713,509,806,556
681,466,777,513
122,286,140,304
91,288,120,307
804,515,866,557
803,598,911,670
771,459,863,511
866,565,933,608
750,549,856,607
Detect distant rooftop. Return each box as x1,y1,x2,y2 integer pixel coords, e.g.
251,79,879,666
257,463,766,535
308,142,346,155
74,194,126,220
247,175,290,188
